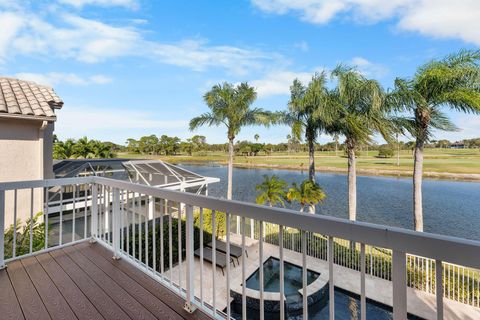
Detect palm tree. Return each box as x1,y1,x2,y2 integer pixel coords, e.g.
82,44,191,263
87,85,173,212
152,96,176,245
255,175,288,207
254,133,260,142
329,65,394,222
189,82,274,200
285,73,330,184
283,73,334,213
286,180,326,213
333,134,339,156
390,50,480,231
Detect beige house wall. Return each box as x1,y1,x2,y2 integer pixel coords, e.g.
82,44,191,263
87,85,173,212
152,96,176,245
0,117,54,227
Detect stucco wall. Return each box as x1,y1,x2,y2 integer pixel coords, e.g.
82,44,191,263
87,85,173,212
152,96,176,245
0,117,53,227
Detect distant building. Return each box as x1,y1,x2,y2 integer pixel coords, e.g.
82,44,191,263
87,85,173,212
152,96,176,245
0,77,63,226
450,141,466,149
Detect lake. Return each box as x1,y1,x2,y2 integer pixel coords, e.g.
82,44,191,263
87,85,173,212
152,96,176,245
179,163,480,241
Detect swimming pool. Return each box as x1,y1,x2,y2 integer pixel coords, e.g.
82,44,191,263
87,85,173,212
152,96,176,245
246,257,320,299
228,257,422,319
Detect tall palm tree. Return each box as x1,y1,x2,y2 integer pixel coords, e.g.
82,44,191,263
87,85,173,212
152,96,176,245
255,175,288,207
329,65,394,221
390,50,480,231
285,73,330,184
283,72,334,213
333,134,339,156
286,180,326,213
189,82,274,200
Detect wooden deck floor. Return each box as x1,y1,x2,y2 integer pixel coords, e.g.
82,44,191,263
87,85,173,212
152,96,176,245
0,242,213,320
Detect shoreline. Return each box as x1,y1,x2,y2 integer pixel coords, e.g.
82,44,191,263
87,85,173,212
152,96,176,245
176,160,480,182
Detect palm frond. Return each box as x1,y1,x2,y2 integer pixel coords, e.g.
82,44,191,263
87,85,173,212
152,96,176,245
189,112,224,131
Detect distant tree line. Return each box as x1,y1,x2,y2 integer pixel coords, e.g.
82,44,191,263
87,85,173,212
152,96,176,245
53,136,116,159
123,135,480,157
54,133,480,161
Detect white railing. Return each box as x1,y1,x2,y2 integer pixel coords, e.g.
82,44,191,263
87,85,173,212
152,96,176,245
256,223,480,308
1,176,480,320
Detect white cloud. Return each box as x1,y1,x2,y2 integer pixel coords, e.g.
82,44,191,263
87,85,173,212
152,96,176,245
58,0,138,9
293,41,309,52
251,69,320,97
0,12,24,61
350,57,388,78
15,72,113,86
88,74,112,84
55,106,189,142
251,0,480,45
434,115,480,141
0,8,282,75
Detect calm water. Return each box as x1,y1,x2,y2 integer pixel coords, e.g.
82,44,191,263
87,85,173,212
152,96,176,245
230,286,416,320
180,164,480,241
231,257,414,320
246,257,319,297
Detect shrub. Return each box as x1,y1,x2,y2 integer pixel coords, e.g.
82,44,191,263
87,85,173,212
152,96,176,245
378,145,395,158
123,209,228,272
4,212,46,259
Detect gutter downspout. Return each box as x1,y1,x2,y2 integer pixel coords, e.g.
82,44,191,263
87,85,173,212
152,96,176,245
39,121,48,180
39,121,48,215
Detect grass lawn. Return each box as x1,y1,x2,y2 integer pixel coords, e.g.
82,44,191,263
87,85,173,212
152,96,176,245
117,148,480,178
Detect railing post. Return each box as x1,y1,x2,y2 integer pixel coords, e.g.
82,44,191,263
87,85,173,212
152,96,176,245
0,190,5,269
360,243,366,320
436,260,444,320
148,195,154,220
184,204,197,313
328,236,334,319
392,250,407,320
112,188,121,260
90,184,98,242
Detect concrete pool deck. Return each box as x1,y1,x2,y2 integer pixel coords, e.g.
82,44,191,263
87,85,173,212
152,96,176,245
169,234,480,319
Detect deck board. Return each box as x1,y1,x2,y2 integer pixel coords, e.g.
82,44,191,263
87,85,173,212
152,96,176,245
49,248,131,320
7,260,51,320
75,244,184,320
21,256,78,320
87,243,213,320
1,242,212,320
36,252,104,320
0,268,24,320
62,246,157,320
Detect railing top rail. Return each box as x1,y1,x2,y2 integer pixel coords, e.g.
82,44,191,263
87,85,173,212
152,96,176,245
0,176,95,190
1,176,479,269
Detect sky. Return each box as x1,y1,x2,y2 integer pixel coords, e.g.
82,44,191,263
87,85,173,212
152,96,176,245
1,0,479,145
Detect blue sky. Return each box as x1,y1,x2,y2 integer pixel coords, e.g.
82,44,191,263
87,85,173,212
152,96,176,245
1,0,479,145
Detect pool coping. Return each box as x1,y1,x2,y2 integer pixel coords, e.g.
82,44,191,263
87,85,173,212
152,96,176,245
230,255,329,309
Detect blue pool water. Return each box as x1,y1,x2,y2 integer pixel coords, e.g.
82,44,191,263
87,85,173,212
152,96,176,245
229,258,421,319
230,288,422,319
246,257,319,299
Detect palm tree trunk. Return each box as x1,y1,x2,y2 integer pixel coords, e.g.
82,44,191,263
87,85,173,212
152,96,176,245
413,139,424,231
308,138,315,182
308,137,316,214
227,138,234,200
347,144,356,221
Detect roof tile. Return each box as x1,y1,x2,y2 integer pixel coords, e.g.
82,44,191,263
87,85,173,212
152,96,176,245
0,77,63,120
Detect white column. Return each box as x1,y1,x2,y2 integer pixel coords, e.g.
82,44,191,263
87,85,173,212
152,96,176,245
184,204,196,313
90,184,98,242
112,188,121,260
148,195,154,220
0,190,5,269
436,260,444,320
392,250,407,320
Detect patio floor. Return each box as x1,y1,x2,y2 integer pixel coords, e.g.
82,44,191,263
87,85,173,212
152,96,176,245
0,242,212,320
